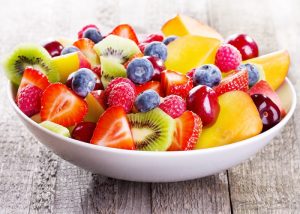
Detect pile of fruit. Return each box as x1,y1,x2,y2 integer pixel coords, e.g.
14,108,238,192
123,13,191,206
4,15,290,151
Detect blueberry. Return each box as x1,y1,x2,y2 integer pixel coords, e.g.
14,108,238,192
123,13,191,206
61,46,80,55
83,28,103,43
193,64,222,88
71,68,97,97
163,35,178,45
127,58,154,84
238,63,259,87
135,89,160,112
144,42,168,61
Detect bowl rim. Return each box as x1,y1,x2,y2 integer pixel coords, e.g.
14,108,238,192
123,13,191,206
7,78,297,156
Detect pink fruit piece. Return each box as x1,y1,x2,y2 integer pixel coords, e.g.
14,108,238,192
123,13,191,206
159,95,186,119
105,77,136,98
215,44,242,72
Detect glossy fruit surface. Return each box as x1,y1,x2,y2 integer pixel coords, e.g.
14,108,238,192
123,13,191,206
159,95,186,118
187,85,220,126
141,34,164,43
127,58,154,84
78,24,99,39
238,63,260,87
193,64,221,88
61,46,79,55
215,44,242,72
134,89,160,112
43,41,63,57
143,56,165,81
227,34,259,60
84,90,106,123
136,81,163,96
73,38,100,67
144,42,168,61
72,122,96,143
163,35,178,45
83,28,103,43
110,24,139,44
71,68,97,97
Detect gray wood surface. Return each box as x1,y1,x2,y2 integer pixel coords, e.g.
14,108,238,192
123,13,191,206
0,0,299,213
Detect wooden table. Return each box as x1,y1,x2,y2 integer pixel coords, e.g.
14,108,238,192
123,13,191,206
0,0,299,213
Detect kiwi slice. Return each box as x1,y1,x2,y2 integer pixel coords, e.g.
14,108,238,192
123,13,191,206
40,121,70,137
100,56,126,88
127,108,175,151
94,35,140,64
3,43,59,85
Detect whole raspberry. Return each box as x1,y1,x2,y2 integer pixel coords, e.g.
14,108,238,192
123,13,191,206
215,44,242,72
105,77,136,98
159,95,186,118
107,82,136,113
17,84,43,117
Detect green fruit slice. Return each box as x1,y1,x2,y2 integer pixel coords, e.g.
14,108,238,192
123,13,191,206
127,108,175,151
40,121,70,137
94,35,141,64
3,43,59,85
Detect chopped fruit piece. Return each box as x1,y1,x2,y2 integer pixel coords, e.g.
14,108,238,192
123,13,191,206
251,94,281,132
110,24,139,44
143,56,165,81
73,38,100,67
51,52,91,83
169,111,202,151
187,85,220,126
107,82,136,113
41,83,88,127
17,84,43,117
249,80,286,117
78,24,99,39
165,35,220,73
159,95,186,118
141,34,164,43
91,106,135,150
92,66,102,77
127,58,154,84
31,113,42,123
43,41,64,57
136,81,163,96
40,121,71,137
71,68,97,98
83,28,103,44
186,68,196,78
127,108,175,151
105,77,136,98
84,90,106,123
134,89,160,112
161,70,193,99
144,42,168,61
138,43,147,53
227,34,259,60
215,44,242,73
162,14,223,41
196,91,263,149
245,50,290,90
193,64,222,88
72,122,96,143
214,68,249,96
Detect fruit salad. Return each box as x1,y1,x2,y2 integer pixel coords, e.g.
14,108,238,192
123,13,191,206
3,15,290,151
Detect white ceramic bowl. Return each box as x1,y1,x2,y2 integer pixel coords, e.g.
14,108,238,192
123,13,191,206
8,79,296,182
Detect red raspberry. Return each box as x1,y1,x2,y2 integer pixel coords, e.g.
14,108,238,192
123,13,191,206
186,68,196,79
215,44,242,73
159,95,186,118
17,84,43,117
107,83,136,113
105,77,136,98
141,34,164,43
78,24,99,39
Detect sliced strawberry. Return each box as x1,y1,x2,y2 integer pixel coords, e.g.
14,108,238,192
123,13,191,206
110,24,139,44
90,106,135,150
141,34,164,43
41,83,88,127
78,24,99,39
73,38,100,67
136,81,164,96
169,111,202,151
214,68,249,96
18,67,50,96
249,80,286,117
161,70,193,99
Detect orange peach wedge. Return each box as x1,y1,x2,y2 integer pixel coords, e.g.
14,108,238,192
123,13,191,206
245,50,290,90
161,14,223,41
196,91,263,149
165,35,220,73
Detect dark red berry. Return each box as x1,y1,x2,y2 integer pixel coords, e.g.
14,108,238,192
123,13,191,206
251,94,281,132
43,41,63,57
141,34,164,43
72,122,96,143
143,56,165,81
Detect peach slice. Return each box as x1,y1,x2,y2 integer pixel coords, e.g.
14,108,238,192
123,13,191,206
196,91,263,149
84,90,106,123
245,50,290,90
165,35,220,74
161,14,223,41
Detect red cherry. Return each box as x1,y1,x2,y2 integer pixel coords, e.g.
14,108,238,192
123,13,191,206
72,122,96,143
226,34,259,60
187,85,220,126
43,41,63,57
143,56,165,81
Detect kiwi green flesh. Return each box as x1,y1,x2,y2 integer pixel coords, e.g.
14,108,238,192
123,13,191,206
94,35,140,64
3,43,59,85
127,108,175,151
100,56,127,88
40,121,70,137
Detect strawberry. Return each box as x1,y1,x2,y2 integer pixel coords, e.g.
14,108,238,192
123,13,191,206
136,81,164,96
78,24,99,39
105,77,136,98
90,106,135,150
18,67,50,96
214,68,248,96
73,38,100,67
17,84,43,117
186,68,196,79
159,95,186,118
141,34,164,43
41,83,88,127
249,80,286,117
161,70,193,99
169,111,202,151
110,24,139,44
